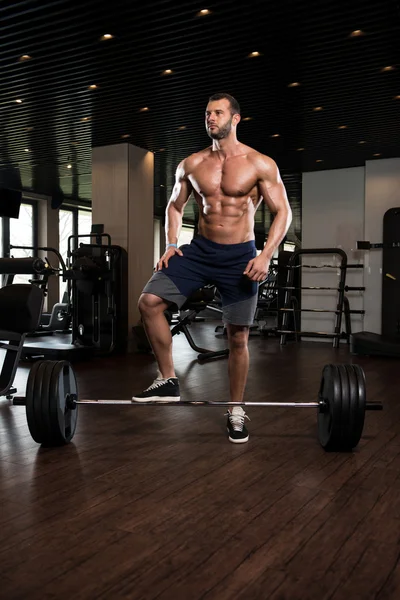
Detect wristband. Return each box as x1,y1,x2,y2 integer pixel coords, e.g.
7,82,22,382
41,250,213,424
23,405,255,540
167,243,178,248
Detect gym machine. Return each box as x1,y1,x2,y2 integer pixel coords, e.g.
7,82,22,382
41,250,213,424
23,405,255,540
352,207,400,357
6,227,128,360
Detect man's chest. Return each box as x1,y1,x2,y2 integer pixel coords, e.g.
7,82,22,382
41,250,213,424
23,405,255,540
189,159,258,197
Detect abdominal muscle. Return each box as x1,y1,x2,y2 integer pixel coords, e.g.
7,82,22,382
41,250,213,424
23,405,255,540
196,194,258,245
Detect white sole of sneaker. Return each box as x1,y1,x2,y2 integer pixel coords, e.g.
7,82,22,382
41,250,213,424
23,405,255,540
131,396,181,403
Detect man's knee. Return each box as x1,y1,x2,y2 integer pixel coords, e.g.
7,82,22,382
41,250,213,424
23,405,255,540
138,293,166,316
227,324,250,351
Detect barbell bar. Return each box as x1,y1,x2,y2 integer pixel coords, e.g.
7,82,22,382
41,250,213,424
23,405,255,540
278,308,365,314
14,360,383,452
279,286,365,292
70,399,382,410
290,263,363,269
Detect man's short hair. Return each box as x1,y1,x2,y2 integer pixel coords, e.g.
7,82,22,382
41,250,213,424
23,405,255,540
208,93,241,116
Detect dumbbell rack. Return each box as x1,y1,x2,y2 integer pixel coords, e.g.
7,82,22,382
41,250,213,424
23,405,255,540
279,248,365,348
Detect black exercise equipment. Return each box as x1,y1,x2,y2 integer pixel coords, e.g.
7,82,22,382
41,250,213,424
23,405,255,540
25,360,78,445
170,287,229,362
0,257,48,276
0,285,44,397
357,241,400,250
279,248,362,347
133,286,229,362
0,284,44,336
68,232,128,354
10,359,382,452
350,331,400,359
9,228,129,358
3,249,71,335
352,207,400,356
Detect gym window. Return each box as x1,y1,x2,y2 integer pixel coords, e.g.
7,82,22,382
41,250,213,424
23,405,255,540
1,200,38,284
59,206,92,299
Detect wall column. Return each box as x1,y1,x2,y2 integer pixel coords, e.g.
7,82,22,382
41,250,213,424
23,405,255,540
92,143,154,335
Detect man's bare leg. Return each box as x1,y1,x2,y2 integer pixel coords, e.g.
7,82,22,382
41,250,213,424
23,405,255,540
226,324,250,404
138,293,176,379
225,323,250,442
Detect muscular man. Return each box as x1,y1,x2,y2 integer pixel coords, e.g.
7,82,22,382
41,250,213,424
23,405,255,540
132,92,292,443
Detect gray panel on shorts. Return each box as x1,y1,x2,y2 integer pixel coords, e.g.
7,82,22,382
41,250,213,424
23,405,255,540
142,271,187,308
222,295,258,326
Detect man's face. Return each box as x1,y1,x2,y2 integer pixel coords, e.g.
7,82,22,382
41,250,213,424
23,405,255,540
205,99,234,140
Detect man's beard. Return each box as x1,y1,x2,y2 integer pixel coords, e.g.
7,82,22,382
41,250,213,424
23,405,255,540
207,117,233,140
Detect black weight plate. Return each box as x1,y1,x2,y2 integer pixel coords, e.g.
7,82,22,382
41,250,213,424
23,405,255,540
26,360,46,443
31,360,51,443
40,361,59,445
350,364,366,444
48,361,78,445
344,365,362,449
318,364,342,449
337,365,351,450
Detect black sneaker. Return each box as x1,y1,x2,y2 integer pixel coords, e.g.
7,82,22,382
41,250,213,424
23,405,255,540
132,373,180,402
226,407,250,443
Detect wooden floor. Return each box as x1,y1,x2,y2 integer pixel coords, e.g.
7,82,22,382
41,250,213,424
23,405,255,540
1,321,400,600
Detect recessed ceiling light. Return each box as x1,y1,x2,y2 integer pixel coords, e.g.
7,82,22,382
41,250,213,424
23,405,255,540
162,69,173,75
24,148,30,152
270,133,280,138
373,153,381,157
297,147,305,151
178,125,186,130
88,84,98,90
140,107,150,112
288,82,301,88
350,30,364,37
100,34,114,41
16,99,23,103
197,9,211,16
81,117,91,122
248,51,261,58
243,117,253,121
19,54,32,61
316,159,324,163
358,140,367,144
394,95,400,100
67,164,72,169
313,106,323,112
338,125,348,129
381,66,395,72
121,134,131,139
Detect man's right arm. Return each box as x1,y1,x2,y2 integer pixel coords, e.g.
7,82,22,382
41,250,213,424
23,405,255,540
156,160,193,271
165,159,193,246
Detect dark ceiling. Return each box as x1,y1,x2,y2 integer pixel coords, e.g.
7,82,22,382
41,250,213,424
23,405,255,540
0,0,399,223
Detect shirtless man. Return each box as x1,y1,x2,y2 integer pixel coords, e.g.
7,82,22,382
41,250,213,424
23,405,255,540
132,92,292,443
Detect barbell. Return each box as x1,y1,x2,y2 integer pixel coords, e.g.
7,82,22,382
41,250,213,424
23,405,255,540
13,360,383,451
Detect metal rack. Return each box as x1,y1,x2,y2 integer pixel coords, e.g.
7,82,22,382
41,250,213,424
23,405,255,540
279,248,365,348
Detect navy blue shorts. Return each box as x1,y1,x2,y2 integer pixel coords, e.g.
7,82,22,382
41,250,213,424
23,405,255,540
142,235,258,326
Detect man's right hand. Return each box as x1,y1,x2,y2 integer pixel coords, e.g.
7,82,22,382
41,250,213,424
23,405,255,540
156,246,183,271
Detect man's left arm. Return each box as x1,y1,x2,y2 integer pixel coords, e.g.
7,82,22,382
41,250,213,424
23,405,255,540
244,156,292,281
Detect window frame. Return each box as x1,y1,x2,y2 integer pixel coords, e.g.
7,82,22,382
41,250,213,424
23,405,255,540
59,204,92,252
2,198,38,256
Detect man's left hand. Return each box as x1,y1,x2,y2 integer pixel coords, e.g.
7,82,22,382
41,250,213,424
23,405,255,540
243,254,271,282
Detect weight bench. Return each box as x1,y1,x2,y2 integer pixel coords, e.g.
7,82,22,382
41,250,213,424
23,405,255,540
0,284,44,397
133,286,229,363
169,287,229,363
